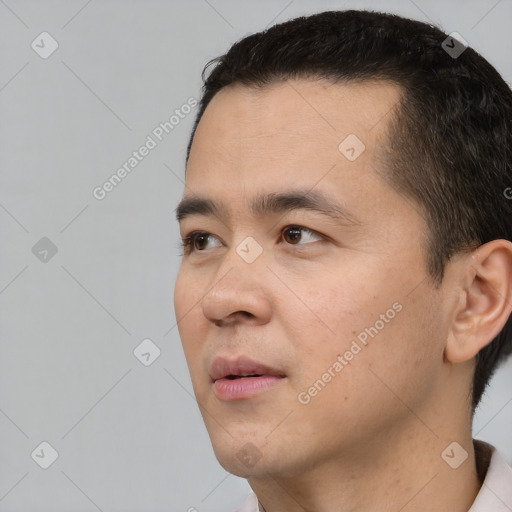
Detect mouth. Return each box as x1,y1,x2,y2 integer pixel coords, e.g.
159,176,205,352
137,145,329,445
210,356,286,401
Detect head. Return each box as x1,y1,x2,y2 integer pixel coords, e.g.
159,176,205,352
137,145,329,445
174,10,512,478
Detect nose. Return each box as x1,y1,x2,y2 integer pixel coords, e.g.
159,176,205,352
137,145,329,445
201,253,273,328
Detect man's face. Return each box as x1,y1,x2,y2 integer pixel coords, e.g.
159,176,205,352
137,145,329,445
174,79,453,478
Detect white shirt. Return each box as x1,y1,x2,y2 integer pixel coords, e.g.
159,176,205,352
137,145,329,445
235,441,512,512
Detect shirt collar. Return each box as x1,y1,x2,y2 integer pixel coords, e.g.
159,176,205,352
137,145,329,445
469,440,512,511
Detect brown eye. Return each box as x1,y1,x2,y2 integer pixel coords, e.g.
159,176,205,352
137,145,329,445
282,225,322,245
193,233,210,251
282,226,303,244
181,231,222,253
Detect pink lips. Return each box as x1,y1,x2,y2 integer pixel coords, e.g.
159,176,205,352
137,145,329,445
210,356,286,401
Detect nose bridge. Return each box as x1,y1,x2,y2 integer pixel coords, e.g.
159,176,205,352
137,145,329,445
215,231,267,287
201,236,271,325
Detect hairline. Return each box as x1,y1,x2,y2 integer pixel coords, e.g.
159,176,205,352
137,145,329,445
185,76,446,286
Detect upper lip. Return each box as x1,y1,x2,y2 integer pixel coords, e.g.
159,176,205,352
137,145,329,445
209,356,286,382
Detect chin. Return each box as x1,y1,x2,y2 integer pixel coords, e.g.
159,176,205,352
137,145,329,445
208,435,272,477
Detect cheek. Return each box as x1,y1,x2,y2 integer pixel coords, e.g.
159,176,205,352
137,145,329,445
174,267,207,323
286,267,439,394
384,291,446,382
174,269,204,360
287,269,387,347
345,286,446,414
287,290,443,444
277,275,377,385
174,268,192,319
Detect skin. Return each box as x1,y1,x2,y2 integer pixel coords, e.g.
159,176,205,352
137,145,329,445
173,79,512,512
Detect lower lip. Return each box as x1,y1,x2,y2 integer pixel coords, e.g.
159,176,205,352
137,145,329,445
213,375,284,400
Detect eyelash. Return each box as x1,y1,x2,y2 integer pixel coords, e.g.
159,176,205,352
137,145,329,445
178,225,323,255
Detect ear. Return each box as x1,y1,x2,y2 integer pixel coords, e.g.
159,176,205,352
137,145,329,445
445,239,512,364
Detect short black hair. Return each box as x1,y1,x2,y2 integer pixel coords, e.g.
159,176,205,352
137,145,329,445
185,10,512,411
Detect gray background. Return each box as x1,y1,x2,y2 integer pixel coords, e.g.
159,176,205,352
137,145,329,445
0,0,511,511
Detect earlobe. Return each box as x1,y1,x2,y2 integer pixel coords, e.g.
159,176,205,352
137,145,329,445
445,240,512,364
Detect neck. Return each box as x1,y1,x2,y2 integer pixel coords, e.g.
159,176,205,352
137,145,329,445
249,419,481,512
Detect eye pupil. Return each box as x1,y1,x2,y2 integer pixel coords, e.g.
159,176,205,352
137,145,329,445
284,227,302,244
195,234,209,250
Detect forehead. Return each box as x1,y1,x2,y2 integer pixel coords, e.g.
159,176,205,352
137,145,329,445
187,78,401,173
184,79,403,216
181,78,427,264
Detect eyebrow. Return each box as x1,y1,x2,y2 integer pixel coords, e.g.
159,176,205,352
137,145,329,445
175,189,360,225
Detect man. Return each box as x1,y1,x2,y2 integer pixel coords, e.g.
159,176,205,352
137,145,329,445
174,10,512,512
